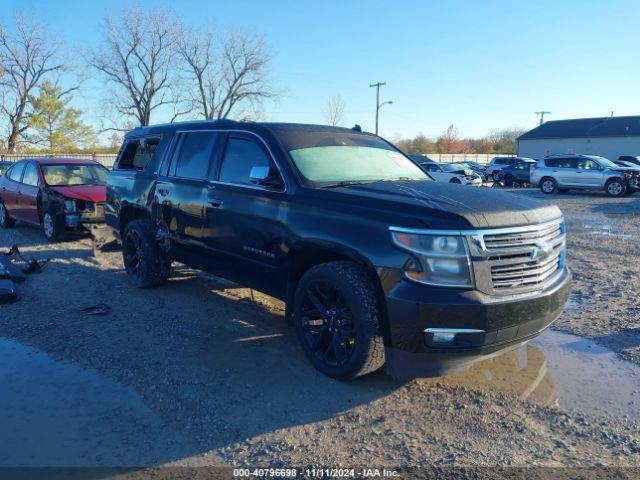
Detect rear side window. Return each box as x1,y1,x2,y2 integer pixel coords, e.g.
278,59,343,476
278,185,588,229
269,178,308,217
219,137,271,186
7,162,25,182
546,158,577,168
22,163,40,186
117,137,160,171
174,131,218,179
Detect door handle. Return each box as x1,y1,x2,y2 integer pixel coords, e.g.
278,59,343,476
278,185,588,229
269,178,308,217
208,198,224,208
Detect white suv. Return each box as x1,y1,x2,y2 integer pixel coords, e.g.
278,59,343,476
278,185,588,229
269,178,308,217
530,154,640,197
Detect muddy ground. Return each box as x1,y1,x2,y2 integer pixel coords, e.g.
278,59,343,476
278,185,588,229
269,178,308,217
1,188,639,475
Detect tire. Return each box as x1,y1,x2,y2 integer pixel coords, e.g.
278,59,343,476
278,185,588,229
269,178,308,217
122,219,171,288
540,177,558,194
492,171,501,182
42,210,65,241
504,175,515,187
605,178,626,197
449,177,461,184
0,201,15,228
293,261,385,380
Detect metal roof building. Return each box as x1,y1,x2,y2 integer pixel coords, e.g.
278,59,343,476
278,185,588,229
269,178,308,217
517,116,640,160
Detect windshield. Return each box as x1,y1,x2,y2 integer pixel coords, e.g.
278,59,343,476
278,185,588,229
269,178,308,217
441,163,468,172
289,146,427,184
41,164,108,186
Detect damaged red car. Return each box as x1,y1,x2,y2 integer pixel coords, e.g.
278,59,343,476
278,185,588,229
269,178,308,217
0,158,108,241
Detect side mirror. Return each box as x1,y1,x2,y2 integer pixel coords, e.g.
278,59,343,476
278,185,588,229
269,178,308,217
249,165,284,190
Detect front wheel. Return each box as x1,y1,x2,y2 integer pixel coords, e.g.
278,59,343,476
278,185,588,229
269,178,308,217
122,219,171,288
504,175,515,187
293,261,385,380
449,177,461,184
492,171,501,182
42,211,65,241
605,178,626,197
0,201,15,228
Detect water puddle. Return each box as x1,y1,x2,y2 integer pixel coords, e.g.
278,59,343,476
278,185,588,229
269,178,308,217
0,338,189,466
418,329,640,419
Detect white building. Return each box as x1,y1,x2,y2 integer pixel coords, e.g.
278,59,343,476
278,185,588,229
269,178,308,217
517,116,640,160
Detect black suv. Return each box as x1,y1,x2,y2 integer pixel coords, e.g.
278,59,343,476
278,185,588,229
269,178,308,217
106,121,571,380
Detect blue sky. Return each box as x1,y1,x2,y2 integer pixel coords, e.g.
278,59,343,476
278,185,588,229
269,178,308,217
3,0,639,141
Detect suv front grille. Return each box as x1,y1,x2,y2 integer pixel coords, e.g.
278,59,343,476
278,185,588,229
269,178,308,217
471,219,565,295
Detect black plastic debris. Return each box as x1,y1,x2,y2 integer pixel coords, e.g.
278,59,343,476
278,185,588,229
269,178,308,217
2,244,49,275
0,279,18,304
80,303,111,316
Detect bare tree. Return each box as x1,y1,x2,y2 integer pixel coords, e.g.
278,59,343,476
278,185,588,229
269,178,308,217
0,15,67,152
88,7,184,129
177,28,276,120
324,95,346,126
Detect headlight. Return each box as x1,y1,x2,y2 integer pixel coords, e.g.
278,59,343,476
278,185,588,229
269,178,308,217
64,200,77,212
390,230,473,287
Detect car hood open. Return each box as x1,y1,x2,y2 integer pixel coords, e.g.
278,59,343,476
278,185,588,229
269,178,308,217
48,185,107,203
318,180,561,229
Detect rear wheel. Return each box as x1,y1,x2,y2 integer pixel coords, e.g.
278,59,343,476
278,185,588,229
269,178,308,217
605,178,626,197
42,210,65,241
122,219,171,288
0,201,15,228
540,177,558,194
293,261,385,380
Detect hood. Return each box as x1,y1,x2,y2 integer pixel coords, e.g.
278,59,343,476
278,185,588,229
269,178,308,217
48,185,106,203
610,167,640,174
314,180,562,229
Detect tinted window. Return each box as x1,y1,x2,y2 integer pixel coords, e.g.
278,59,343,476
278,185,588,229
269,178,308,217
494,159,507,165
174,132,218,179
219,137,271,186
7,162,25,182
546,158,577,168
514,163,528,170
22,163,40,186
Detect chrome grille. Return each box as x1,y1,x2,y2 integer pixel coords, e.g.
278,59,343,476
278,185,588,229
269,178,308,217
472,219,565,295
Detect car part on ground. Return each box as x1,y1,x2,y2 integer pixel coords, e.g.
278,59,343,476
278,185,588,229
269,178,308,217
106,120,570,380
531,154,640,197
80,303,112,315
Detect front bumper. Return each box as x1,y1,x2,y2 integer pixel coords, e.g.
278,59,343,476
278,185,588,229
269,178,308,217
379,266,572,377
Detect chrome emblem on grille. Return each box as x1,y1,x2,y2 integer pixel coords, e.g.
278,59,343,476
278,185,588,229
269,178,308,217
531,241,553,260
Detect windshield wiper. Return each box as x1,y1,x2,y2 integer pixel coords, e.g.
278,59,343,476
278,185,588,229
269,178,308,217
320,180,379,188
379,177,423,182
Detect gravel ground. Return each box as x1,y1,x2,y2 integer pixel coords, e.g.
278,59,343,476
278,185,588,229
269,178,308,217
1,188,639,474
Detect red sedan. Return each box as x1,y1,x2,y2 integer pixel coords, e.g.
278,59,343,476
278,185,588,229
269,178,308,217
0,158,108,241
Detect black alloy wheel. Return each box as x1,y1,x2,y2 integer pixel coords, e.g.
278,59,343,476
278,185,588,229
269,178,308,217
299,281,356,368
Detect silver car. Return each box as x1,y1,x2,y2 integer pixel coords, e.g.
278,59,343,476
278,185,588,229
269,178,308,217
530,154,640,197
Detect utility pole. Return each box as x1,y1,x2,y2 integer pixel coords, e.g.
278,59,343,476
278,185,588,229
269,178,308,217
370,81,392,135
535,111,550,125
